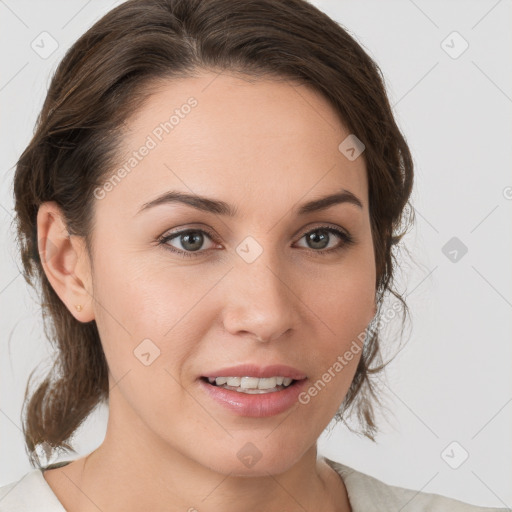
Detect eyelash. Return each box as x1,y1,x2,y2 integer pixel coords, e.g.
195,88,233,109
157,225,355,259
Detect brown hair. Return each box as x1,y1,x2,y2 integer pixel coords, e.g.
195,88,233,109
13,0,414,468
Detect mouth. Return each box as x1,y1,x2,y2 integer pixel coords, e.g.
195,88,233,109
197,364,308,416
198,373,309,417
200,375,303,394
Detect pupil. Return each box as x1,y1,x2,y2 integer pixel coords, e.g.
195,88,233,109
182,231,203,251
307,230,329,249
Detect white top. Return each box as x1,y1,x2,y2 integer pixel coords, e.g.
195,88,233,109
0,457,506,511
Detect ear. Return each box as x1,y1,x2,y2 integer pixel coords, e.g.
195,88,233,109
36,201,95,322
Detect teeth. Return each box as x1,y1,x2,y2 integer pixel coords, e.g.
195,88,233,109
244,376,264,389
226,377,241,387
206,376,294,389
257,377,276,389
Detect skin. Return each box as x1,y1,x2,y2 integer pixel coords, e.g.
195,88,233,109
38,71,377,512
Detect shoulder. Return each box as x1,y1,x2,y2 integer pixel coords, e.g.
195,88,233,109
324,457,507,512
0,463,69,512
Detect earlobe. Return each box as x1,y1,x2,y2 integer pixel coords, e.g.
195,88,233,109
36,201,95,322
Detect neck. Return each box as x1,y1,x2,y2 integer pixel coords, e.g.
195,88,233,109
62,397,351,511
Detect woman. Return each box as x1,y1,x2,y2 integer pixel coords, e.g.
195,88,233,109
0,0,506,510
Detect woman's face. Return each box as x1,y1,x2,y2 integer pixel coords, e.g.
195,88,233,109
82,72,376,475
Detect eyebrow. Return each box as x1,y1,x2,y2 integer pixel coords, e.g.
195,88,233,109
136,189,363,217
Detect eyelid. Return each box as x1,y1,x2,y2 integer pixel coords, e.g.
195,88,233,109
160,222,350,239
159,224,219,241
295,222,350,240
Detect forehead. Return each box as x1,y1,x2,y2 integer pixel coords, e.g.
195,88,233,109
100,72,368,217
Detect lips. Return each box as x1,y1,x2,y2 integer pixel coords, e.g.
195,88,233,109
198,374,309,417
201,364,307,380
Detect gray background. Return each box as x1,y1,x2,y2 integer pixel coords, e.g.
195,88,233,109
1,0,511,508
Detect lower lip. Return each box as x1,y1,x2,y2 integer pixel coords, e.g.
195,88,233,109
198,378,308,417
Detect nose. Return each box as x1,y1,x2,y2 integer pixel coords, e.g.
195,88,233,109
221,255,299,343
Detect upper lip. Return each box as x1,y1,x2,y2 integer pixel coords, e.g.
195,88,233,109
201,364,307,380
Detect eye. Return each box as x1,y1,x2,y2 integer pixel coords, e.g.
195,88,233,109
158,228,218,258
295,225,355,255
157,224,355,258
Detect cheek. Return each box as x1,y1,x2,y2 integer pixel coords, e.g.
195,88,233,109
90,252,223,396
311,254,375,338
300,251,374,408
92,249,205,337
90,260,203,430
299,327,365,422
